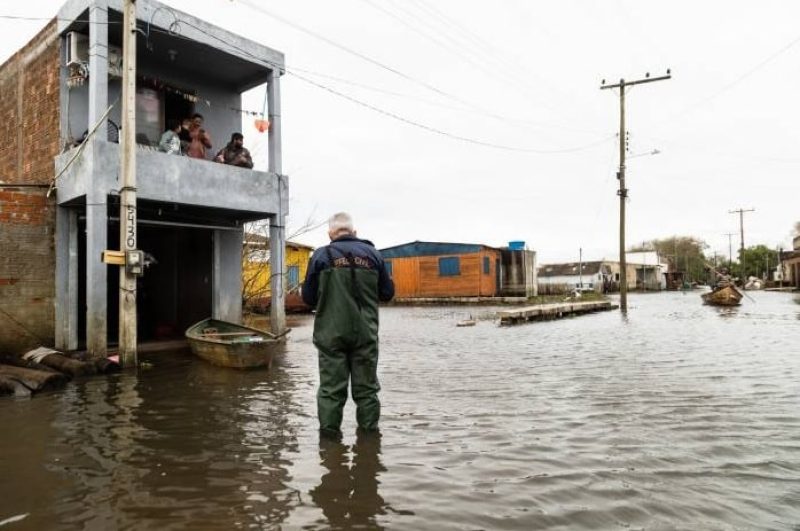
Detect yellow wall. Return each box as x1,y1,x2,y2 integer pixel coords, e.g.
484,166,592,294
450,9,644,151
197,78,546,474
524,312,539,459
243,244,312,299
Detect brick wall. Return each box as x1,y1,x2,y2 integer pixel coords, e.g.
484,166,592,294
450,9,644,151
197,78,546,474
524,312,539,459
0,20,60,354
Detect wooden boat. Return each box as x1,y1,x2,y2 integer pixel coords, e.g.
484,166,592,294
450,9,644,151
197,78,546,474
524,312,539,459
185,318,284,369
701,285,743,307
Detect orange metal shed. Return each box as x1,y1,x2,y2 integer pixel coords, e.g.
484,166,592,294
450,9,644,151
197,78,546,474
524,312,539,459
380,241,501,298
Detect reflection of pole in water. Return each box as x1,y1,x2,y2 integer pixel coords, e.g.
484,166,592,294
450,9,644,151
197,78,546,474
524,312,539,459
310,432,387,529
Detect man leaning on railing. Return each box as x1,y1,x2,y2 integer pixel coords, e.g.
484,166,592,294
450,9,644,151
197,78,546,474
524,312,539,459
214,132,254,169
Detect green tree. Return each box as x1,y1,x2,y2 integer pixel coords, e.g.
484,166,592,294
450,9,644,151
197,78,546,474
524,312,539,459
734,245,779,280
629,236,709,282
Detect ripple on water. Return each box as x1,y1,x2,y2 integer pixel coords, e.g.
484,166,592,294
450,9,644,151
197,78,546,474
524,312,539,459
1,292,800,529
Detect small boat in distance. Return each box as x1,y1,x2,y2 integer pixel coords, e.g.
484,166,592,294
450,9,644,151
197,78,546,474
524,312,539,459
185,318,286,369
701,285,743,307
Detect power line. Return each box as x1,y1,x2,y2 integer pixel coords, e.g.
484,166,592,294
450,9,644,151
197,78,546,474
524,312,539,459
360,0,558,114
2,9,612,154
175,12,615,154
656,30,800,125
0,14,120,24
293,70,614,154
406,0,595,114
293,67,604,135
232,0,604,136
233,0,470,105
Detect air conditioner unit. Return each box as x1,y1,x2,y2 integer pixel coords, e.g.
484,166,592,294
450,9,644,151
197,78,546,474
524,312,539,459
65,31,88,66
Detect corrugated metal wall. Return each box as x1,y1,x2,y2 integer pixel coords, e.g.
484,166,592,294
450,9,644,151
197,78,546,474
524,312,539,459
387,250,500,297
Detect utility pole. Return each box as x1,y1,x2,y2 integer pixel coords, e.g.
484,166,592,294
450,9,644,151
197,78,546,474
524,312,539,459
119,0,138,367
724,232,735,268
729,208,754,280
578,247,583,290
601,70,671,312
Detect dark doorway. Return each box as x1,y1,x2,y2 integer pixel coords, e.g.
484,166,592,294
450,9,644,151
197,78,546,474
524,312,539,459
136,225,213,340
98,223,213,344
164,90,194,131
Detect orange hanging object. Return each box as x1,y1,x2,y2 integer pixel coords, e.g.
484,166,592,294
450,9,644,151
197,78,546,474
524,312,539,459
254,118,270,133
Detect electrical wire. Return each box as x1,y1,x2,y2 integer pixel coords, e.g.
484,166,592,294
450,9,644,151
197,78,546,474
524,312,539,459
173,12,614,153
2,9,604,140
359,0,559,114
291,70,615,154
0,14,120,24
656,31,800,125
2,8,612,154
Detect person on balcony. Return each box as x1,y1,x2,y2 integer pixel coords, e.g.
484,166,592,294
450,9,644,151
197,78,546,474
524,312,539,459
178,117,192,155
158,119,182,155
186,113,212,159
214,132,254,169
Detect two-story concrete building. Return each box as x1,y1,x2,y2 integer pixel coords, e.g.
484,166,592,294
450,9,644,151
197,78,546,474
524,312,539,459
0,0,288,356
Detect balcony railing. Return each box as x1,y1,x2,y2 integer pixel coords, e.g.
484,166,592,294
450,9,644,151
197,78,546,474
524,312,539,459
54,140,286,218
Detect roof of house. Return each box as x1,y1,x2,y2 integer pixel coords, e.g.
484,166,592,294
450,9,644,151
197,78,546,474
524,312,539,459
538,261,606,277
380,240,497,259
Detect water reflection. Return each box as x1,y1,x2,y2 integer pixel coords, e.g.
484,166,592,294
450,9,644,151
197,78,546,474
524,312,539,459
310,432,387,530
714,306,740,318
3,292,800,530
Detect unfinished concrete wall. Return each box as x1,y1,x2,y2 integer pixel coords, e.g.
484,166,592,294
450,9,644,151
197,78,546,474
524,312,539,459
0,21,61,353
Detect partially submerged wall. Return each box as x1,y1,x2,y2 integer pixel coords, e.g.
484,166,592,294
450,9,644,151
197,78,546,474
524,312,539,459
0,21,61,353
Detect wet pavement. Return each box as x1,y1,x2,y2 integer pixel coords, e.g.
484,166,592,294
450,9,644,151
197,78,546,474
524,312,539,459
1,291,799,530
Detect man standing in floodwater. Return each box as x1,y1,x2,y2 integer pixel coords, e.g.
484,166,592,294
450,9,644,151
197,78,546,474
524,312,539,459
302,212,395,439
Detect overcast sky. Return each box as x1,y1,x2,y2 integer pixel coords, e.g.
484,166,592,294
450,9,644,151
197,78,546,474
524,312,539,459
2,1,798,263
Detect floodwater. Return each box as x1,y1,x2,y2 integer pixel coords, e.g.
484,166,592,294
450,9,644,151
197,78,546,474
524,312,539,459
1,291,799,530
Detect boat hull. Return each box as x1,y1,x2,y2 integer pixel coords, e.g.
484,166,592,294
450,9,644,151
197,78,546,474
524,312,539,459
185,318,279,369
701,285,743,306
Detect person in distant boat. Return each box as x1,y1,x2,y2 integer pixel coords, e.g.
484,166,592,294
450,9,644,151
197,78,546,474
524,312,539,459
158,119,182,155
715,267,733,289
302,212,395,439
186,113,212,159
214,132,254,169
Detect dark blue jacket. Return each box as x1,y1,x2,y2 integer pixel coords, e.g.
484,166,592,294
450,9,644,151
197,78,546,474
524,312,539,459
302,235,395,308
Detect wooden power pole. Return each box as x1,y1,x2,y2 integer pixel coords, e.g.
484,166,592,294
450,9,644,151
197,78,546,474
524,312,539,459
724,232,735,267
729,207,754,278
601,71,671,312
119,0,139,367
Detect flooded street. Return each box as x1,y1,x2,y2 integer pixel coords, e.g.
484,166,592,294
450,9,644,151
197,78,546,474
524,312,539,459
2,291,799,530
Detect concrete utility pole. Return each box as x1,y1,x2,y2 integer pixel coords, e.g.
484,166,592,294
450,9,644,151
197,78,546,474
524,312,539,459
578,247,583,290
119,0,138,367
267,69,286,336
601,71,671,312
729,208,754,278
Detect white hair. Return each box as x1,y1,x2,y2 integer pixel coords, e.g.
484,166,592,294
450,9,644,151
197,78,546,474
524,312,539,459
328,212,354,235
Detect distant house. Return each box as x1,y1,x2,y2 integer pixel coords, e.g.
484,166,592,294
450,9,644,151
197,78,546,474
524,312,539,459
243,234,313,309
538,261,613,293
626,251,668,290
380,241,502,298
780,235,800,289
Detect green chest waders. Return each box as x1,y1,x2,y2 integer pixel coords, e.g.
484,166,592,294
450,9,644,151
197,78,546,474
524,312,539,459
313,249,381,434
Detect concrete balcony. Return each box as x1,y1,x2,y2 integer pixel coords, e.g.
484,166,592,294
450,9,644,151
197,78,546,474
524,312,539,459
54,140,287,220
